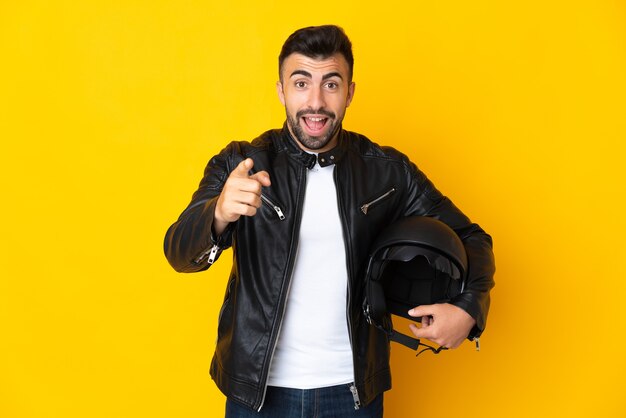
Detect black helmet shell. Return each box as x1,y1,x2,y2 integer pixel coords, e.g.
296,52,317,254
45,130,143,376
364,216,468,326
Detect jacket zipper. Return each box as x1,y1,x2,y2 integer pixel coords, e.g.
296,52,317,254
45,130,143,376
349,383,361,409
334,167,361,410
257,249,297,411
261,194,286,220
256,166,307,411
360,188,396,214
193,243,219,265
194,218,233,265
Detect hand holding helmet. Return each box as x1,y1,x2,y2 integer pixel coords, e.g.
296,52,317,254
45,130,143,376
363,216,477,353
407,303,476,349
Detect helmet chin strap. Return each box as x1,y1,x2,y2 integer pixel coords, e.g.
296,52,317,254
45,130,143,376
389,330,421,350
389,330,448,357
364,304,448,356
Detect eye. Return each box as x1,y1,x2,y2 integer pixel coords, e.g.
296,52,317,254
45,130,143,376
325,81,338,89
295,81,307,88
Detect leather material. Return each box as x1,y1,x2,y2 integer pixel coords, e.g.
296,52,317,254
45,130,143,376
164,125,495,410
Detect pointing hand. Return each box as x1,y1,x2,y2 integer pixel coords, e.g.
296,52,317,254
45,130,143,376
214,158,271,235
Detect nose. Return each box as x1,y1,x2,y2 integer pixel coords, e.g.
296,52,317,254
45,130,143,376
307,85,326,111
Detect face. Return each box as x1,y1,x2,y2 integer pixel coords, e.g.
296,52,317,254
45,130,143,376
277,53,355,153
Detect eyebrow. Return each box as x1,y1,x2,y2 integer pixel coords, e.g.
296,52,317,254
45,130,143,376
289,70,344,81
323,72,343,81
289,70,312,78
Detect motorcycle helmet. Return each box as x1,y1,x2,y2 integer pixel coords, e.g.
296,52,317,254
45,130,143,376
363,216,468,351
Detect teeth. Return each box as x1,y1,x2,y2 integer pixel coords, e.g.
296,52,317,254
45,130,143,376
306,117,325,122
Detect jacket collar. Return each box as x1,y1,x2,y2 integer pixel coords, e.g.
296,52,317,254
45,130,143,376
280,123,347,169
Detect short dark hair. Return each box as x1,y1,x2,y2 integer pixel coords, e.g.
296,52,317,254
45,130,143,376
278,25,354,81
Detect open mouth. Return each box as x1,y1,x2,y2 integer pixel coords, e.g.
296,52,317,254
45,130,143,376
301,116,329,135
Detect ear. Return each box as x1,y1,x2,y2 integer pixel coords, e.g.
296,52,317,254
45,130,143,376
276,81,285,106
346,82,356,108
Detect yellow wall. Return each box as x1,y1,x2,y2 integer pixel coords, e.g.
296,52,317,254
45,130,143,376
2,1,625,417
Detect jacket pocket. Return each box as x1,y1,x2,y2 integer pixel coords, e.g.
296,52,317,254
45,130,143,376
360,187,396,215
260,193,286,220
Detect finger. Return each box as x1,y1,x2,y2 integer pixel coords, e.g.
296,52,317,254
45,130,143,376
229,177,263,195
235,192,262,209
217,174,264,224
230,202,258,218
231,158,254,178
222,185,262,207
249,170,271,187
215,201,252,224
408,322,432,340
408,304,436,318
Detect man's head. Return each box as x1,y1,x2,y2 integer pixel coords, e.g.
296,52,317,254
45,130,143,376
278,25,354,83
277,25,356,153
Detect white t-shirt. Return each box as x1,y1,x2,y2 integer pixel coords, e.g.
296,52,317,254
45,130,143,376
267,160,354,388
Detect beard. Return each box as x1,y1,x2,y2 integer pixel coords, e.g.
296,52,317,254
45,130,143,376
285,107,343,151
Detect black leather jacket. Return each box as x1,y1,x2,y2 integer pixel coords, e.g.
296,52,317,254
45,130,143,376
164,126,495,410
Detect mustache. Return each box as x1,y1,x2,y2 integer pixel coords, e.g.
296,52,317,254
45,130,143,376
296,108,336,119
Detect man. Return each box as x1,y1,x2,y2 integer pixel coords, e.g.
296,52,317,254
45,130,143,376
164,25,495,417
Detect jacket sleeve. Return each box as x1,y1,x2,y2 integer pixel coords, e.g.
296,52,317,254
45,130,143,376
163,144,238,273
402,159,496,339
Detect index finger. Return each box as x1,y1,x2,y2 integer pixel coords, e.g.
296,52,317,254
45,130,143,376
231,158,254,178
249,170,271,187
